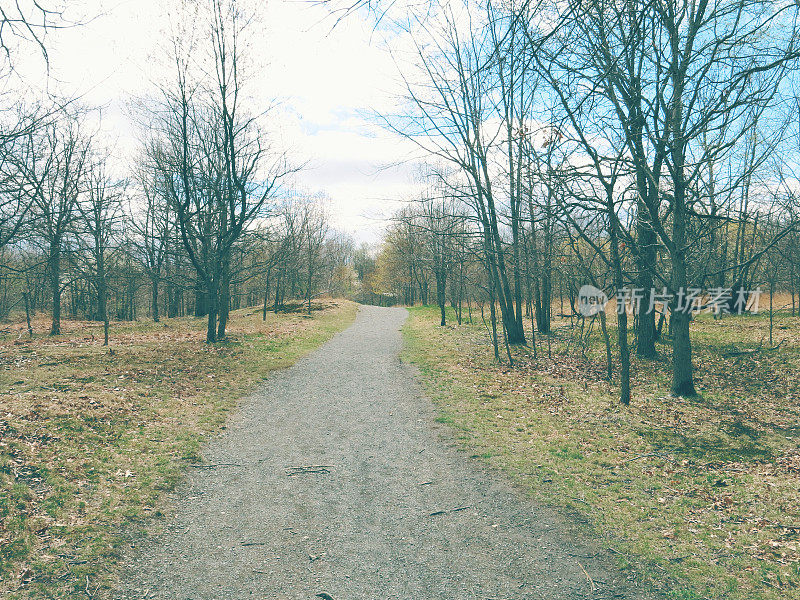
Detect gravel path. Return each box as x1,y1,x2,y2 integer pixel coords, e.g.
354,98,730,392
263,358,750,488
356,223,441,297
116,305,657,600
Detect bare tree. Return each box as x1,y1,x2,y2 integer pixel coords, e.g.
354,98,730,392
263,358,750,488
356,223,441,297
129,156,175,323
0,1,66,68
76,158,124,345
388,3,526,343
10,114,89,334
528,0,800,395
147,0,296,343
300,200,330,313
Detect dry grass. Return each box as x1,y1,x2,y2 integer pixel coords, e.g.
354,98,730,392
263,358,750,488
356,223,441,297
404,301,800,600
0,300,358,599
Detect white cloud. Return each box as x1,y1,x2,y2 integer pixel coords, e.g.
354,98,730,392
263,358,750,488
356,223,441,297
13,0,422,244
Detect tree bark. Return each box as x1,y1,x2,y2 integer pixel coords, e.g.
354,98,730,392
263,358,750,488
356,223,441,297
436,269,447,326
217,254,230,338
48,242,61,335
262,263,272,320
206,285,218,343
151,278,160,323
635,200,658,357
23,292,33,338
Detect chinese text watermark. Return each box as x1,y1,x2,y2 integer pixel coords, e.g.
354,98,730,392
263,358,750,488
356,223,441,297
578,285,762,317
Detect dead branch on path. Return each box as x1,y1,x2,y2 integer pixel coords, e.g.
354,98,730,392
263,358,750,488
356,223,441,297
429,505,471,516
577,561,597,593
285,465,332,476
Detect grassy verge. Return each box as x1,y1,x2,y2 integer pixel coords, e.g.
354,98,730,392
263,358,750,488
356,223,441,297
0,299,357,598
403,304,800,600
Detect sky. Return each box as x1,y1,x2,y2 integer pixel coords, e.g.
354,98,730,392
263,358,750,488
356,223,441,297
16,0,423,244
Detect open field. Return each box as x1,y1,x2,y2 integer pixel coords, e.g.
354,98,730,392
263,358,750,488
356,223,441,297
0,300,358,599
403,303,800,600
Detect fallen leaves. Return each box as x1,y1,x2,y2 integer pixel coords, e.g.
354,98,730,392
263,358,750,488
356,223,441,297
0,300,356,598
405,306,800,599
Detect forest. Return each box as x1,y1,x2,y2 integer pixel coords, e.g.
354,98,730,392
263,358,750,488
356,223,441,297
0,1,355,345
3,0,798,397
355,0,800,405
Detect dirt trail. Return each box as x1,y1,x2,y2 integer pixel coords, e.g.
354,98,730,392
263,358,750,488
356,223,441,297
116,305,656,600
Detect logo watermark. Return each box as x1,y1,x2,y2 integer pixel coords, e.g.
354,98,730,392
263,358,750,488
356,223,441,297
578,285,609,317
578,286,762,316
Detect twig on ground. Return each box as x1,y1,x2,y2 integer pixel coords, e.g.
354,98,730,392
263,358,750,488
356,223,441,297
668,555,691,562
285,465,332,476
430,505,471,516
577,561,597,593
84,575,98,599
622,452,674,464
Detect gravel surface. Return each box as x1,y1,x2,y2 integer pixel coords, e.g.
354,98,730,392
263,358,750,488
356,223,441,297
115,305,658,600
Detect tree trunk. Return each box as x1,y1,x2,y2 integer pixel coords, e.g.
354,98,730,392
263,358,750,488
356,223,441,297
636,203,658,358
511,209,524,342
97,256,109,346
670,198,696,396
206,286,218,344
670,309,694,396
436,269,447,326
487,286,499,361
599,310,612,381
274,272,282,314
262,263,272,320
306,257,314,314
48,243,61,335
670,202,696,393
668,65,696,396
195,286,208,317
486,219,524,343
769,278,775,346
606,182,631,405
217,255,230,339
23,292,33,338
152,278,160,323
526,203,550,335
618,310,631,405
539,258,552,333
